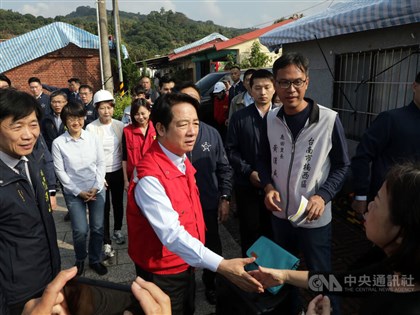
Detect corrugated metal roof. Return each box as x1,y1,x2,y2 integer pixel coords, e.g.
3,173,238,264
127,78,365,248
214,19,294,51
169,39,224,61
0,22,99,72
173,32,228,54
260,0,420,51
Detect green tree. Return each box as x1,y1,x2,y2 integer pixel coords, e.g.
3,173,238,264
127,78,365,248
240,41,272,69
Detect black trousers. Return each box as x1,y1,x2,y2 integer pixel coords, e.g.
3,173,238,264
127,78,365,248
202,209,222,290
234,185,272,257
135,264,196,315
104,168,125,244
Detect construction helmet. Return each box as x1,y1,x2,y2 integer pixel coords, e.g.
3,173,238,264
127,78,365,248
93,89,115,105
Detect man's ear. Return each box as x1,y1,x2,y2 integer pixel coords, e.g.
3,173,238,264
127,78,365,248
156,122,165,136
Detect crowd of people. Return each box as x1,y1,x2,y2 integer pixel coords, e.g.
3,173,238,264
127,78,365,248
0,52,419,315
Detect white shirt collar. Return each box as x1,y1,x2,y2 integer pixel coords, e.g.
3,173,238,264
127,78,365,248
158,142,187,174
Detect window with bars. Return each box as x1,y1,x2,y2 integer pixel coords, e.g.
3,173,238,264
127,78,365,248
332,46,419,141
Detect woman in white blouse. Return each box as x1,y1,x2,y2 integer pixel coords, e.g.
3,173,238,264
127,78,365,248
52,102,107,276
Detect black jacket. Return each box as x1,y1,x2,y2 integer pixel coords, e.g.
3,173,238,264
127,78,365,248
189,122,233,211
351,101,420,199
226,104,264,188
0,155,61,307
41,113,66,152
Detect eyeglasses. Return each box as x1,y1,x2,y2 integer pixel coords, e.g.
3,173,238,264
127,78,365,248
67,116,84,122
276,79,307,89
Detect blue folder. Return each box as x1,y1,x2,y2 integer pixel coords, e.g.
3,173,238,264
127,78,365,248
246,236,300,294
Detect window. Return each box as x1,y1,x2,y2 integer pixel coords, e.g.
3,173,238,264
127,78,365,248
333,46,419,140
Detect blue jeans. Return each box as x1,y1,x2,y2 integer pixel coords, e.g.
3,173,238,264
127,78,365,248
64,190,105,264
271,216,340,314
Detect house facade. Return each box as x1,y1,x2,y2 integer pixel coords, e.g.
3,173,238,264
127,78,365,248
260,0,420,153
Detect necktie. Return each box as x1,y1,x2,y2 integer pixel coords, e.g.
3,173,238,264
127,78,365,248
15,160,29,181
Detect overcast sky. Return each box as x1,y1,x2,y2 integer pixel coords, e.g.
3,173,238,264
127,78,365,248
0,0,337,28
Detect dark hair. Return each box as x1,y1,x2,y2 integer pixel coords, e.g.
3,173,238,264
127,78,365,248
272,52,309,78
60,101,87,126
384,162,420,281
416,72,420,84
243,68,256,79
151,93,199,130
159,75,175,88
249,69,274,87
68,78,81,84
79,84,93,92
230,65,240,71
0,73,11,87
130,99,151,127
0,88,42,122
132,85,146,96
50,90,68,101
176,82,201,101
28,77,41,85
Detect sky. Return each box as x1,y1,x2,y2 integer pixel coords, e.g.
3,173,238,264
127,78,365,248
0,0,338,29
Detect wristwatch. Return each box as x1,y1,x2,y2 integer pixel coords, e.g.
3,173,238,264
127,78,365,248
220,195,231,202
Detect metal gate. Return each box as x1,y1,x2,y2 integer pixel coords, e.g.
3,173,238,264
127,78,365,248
332,46,419,140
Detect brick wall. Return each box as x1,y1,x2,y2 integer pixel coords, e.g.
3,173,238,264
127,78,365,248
5,43,102,93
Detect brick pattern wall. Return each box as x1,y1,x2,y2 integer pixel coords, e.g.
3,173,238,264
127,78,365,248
5,43,102,93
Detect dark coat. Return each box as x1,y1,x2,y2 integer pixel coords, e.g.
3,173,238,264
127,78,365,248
189,122,233,211
0,155,61,306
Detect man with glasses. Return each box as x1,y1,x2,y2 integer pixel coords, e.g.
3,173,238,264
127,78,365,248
257,52,349,314
78,84,98,127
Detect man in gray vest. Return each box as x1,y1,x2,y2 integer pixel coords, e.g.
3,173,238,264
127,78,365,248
258,52,350,314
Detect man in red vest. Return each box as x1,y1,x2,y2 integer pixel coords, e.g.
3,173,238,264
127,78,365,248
127,93,262,315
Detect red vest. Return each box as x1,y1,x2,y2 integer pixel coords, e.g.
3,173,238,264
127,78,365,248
127,141,206,274
213,94,229,125
123,121,156,180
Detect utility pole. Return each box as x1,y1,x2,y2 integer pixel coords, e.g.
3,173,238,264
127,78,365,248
113,0,124,95
97,0,113,92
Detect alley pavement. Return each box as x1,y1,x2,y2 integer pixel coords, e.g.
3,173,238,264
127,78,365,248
54,191,371,315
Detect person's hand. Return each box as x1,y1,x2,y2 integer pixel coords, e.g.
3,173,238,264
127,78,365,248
306,294,331,315
145,98,153,107
249,171,261,188
351,199,367,215
22,267,77,315
248,266,287,288
264,184,282,212
84,188,98,202
78,191,90,201
50,195,57,211
305,195,325,221
124,179,130,192
130,277,171,315
217,258,264,293
218,199,230,223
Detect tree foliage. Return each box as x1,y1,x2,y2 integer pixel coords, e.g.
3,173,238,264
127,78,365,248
0,6,251,62
240,41,272,69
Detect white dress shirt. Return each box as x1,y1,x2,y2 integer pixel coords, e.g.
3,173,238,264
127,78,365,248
134,143,223,272
52,129,106,196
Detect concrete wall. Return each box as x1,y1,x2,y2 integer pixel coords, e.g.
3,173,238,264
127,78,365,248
5,43,101,93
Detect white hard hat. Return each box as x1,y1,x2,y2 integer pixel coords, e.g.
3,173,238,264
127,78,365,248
213,82,226,94
93,89,115,105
